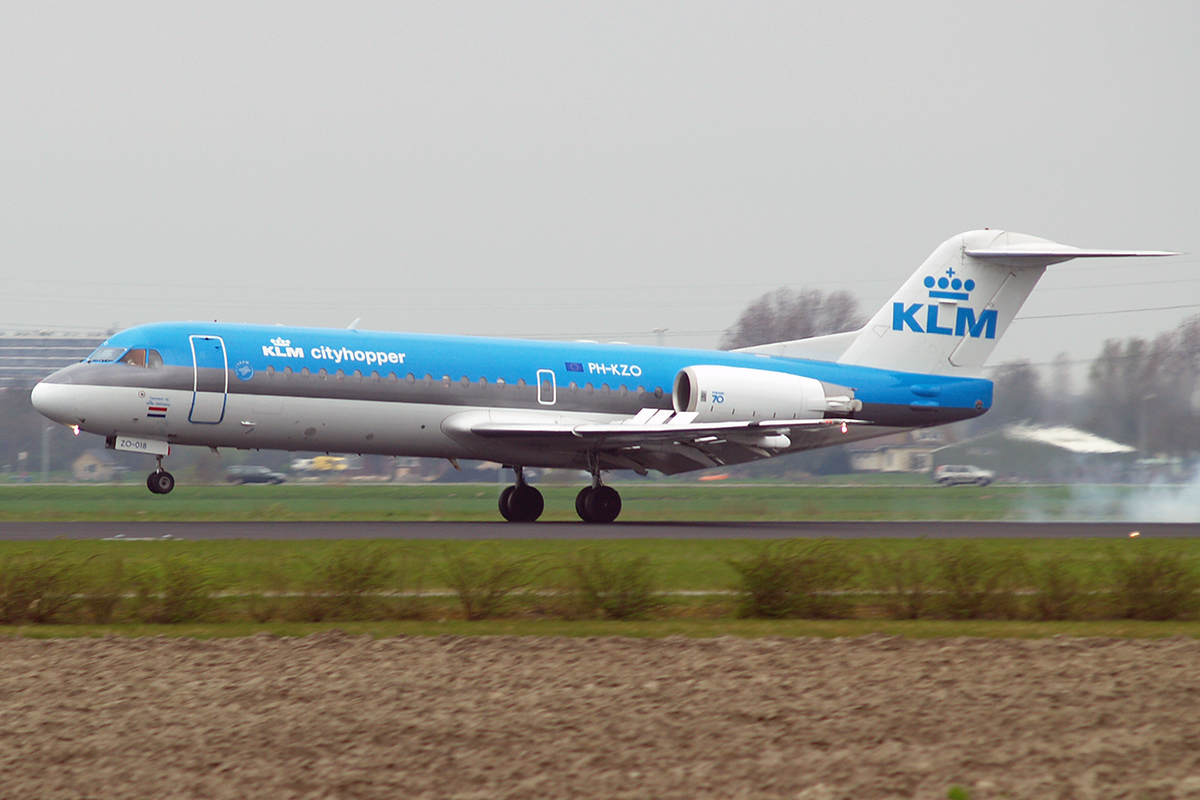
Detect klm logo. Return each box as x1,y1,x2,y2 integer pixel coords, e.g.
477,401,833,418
263,337,305,358
892,269,997,339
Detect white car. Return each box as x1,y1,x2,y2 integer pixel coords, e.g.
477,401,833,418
933,464,994,486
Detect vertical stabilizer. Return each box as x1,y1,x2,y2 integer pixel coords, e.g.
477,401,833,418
833,230,1176,375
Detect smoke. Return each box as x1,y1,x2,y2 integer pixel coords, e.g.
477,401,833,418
1119,477,1200,523
1018,476,1200,523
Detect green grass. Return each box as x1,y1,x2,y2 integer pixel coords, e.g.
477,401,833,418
0,537,1197,637
5,618,1199,640
1,483,1196,638
0,481,1179,521
4,537,1194,592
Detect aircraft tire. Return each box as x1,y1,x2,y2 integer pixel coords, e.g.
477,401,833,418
498,486,517,521
147,470,175,495
575,486,592,520
500,485,544,522
581,485,621,524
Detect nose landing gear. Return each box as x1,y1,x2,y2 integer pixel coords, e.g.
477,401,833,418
146,455,175,495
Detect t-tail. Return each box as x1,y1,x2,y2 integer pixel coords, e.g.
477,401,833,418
741,230,1177,375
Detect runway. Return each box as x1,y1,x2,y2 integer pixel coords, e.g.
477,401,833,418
0,520,1193,541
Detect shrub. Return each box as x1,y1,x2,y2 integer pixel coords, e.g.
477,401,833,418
567,549,661,620
1026,556,1090,621
438,548,533,620
293,546,396,621
1108,547,1200,621
932,544,1024,620
78,554,129,624
865,551,931,619
0,553,77,624
242,559,295,623
729,541,858,619
380,547,427,621
131,556,218,624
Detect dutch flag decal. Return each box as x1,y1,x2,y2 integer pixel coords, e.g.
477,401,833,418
147,406,168,418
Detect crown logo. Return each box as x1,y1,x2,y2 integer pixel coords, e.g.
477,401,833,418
924,267,975,301
270,337,291,348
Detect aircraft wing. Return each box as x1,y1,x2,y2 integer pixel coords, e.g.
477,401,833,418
447,408,869,474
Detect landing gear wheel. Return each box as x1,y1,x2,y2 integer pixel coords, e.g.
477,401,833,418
575,486,592,519
147,470,175,495
498,486,517,520
580,485,621,523
499,484,544,522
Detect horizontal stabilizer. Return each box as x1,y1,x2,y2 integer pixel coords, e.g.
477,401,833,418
964,244,1178,268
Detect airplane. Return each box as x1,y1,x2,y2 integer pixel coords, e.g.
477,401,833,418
31,230,1176,522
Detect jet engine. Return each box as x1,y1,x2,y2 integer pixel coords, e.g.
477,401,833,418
672,365,860,423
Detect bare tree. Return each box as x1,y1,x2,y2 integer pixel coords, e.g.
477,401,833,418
719,288,865,350
987,360,1045,427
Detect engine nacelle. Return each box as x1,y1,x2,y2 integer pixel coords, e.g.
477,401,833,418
672,365,859,423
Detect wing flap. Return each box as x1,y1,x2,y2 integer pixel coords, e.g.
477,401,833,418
444,408,868,475
469,413,866,446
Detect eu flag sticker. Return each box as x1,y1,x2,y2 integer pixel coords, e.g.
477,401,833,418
565,362,584,372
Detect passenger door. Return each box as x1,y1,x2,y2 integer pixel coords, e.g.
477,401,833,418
189,335,228,424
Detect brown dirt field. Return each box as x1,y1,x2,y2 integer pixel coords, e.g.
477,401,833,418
1,634,1199,799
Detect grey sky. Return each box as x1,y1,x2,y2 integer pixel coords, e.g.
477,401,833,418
3,1,1197,379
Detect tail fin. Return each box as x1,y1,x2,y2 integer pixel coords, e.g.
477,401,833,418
742,230,1176,375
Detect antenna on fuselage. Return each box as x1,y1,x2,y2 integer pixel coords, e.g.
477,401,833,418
347,318,361,330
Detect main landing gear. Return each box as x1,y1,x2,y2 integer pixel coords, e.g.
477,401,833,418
576,451,621,524
146,455,175,495
498,466,544,522
575,482,621,524
498,462,623,524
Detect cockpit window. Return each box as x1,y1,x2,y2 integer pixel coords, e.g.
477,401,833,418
120,349,147,367
87,346,125,362
116,348,164,368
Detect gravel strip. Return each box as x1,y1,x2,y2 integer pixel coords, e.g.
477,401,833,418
1,633,1198,799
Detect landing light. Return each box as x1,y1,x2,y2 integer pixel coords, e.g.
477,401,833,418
841,422,848,434
71,425,80,436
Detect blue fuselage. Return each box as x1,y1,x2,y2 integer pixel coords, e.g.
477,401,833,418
34,321,991,472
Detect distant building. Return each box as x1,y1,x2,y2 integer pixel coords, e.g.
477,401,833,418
931,423,1136,482
849,429,945,473
73,449,125,482
0,328,107,389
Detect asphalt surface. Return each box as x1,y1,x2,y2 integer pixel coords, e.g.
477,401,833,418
0,520,1194,540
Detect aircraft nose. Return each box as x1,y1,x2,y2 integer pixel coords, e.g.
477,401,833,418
31,379,80,425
